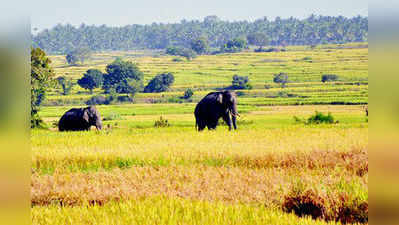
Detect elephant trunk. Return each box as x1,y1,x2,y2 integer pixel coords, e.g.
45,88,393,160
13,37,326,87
230,104,238,130
95,119,102,130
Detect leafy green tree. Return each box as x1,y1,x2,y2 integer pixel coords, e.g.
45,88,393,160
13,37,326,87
247,33,269,49
273,72,289,88
190,37,209,55
56,76,75,95
65,47,92,65
77,69,104,93
144,73,175,93
232,75,252,89
102,59,144,96
33,15,368,53
31,47,55,128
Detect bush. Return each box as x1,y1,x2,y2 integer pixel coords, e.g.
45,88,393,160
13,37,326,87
172,57,184,62
322,74,339,82
255,47,285,52
182,88,194,99
293,111,338,125
85,95,110,105
65,47,92,65
56,76,75,95
167,96,183,103
232,75,252,90
283,189,326,219
220,38,247,53
103,112,123,121
307,111,336,124
273,72,289,88
117,95,133,102
166,46,197,60
264,84,272,89
144,73,175,93
154,116,170,127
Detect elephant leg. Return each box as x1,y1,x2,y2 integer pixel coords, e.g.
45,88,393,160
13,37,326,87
197,120,206,131
222,113,232,131
207,120,218,130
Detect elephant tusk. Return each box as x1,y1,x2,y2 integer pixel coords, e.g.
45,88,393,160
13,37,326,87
231,112,240,117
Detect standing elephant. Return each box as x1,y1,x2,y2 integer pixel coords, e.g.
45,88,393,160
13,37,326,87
58,106,102,131
194,91,239,131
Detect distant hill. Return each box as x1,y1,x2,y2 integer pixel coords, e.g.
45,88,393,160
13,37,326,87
32,15,368,54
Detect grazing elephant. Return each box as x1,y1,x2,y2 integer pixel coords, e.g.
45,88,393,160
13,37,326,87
58,106,102,131
194,91,239,131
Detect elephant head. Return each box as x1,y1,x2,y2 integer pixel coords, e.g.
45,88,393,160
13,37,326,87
217,91,239,129
83,106,102,130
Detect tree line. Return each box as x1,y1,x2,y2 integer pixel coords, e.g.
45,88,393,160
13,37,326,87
32,15,368,54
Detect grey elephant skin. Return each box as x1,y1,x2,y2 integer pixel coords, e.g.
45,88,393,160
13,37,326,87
58,106,103,131
194,91,239,131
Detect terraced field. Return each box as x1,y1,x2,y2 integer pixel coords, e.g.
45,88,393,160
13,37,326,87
32,43,368,225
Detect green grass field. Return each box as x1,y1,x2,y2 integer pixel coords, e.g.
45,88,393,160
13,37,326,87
32,43,368,224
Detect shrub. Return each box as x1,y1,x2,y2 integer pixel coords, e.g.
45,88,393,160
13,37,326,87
65,47,92,65
144,73,175,93
166,46,197,60
117,95,133,102
154,116,170,127
85,95,109,105
220,38,247,53
322,74,339,83
172,57,184,62
235,91,245,96
264,84,272,89
103,112,122,121
182,88,194,100
255,47,285,52
167,96,183,103
232,75,252,89
307,111,336,124
190,37,209,55
273,72,289,88
283,189,326,219
56,76,75,95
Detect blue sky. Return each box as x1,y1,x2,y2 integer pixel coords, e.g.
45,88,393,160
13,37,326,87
29,0,367,31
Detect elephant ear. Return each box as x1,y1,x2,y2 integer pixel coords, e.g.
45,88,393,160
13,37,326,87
82,109,90,122
216,93,223,104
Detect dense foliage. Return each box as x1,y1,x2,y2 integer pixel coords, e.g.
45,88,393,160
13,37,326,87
65,47,91,65
273,72,289,88
220,38,247,53
144,73,175,93
232,75,251,89
182,88,194,100
322,74,339,82
77,69,104,93
247,33,269,48
190,37,209,54
166,46,197,59
102,58,144,95
31,47,55,128
56,76,74,95
32,15,368,53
